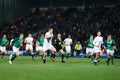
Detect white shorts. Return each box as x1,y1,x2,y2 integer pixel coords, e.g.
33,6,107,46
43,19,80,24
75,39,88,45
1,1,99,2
107,49,114,54
26,44,33,50
0,46,6,52
13,46,19,53
65,45,71,53
43,39,56,52
94,46,102,53
36,46,43,51
86,48,94,54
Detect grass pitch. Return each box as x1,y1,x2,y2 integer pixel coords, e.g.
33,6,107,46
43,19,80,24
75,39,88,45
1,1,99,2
0,56,120,80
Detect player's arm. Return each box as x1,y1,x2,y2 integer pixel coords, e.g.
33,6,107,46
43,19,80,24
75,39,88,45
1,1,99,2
112,40,116,49
32,38,34,46
6,40,9,46
24,38,29,44
70,39,73,45
63,39,66,45
10,39,14,46
45,34,51,39
93,38,99,47
45,33,52,42
101,40,106,52
36,39,40,46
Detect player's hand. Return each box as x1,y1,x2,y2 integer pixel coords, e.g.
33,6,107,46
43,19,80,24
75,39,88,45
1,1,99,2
59,42,61,45
55,53,58,56
113,45,116,50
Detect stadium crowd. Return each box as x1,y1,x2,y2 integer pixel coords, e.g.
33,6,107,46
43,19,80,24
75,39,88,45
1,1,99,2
0,5,120,55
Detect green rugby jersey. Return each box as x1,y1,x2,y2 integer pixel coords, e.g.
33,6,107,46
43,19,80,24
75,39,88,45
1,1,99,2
13,38,24,48
0,38,9,47
104,39,115,50
37,37,44,47
86,39,94,48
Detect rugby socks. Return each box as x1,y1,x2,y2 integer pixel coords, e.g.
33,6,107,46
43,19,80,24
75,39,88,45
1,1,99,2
40,54,45,63
50,54,53,58
53,54,55,58
107,55,114,65
11,54,17,61
35,51,39,56
51,54,55,58
107,57,110,65
1,53,5,59
91,56,94,63
50,54,55,62
66,53,69,59
62,54,65,63
31,53,35,60
41,55,43,60
94,59,97,65
111,56,114,65
43,54,46,64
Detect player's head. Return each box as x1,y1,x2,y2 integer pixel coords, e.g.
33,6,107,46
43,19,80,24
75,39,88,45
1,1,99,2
107,35,111,40
20,33,24,38
28,33,32,37
40,33,44,38
68,35,71,38
57,33,61,38
90,35,93,40
77,41,80,44
48,28,53,33
3,34,7,38
97,31,101,36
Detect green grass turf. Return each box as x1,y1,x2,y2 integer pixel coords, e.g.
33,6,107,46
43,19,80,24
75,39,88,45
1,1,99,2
0,56,120,80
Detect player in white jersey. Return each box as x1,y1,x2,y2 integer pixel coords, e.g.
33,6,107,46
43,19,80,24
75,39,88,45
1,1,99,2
64,35,73,59
43,28,57,64
93,31,103,65
24,33,34,60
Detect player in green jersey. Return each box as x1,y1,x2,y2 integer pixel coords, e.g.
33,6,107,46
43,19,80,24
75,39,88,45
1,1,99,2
9,33,24,64
86,35,94,63
0,34,9,59
36,33,46,65
104,35,116,65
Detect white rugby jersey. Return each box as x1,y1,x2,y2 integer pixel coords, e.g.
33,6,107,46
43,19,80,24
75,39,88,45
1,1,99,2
25,37,33,45
64,38,72,46
93,36,103,48
45,32,53,39
45,32,53,44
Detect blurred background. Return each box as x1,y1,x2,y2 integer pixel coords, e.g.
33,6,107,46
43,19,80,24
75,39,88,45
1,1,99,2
0,0,119,22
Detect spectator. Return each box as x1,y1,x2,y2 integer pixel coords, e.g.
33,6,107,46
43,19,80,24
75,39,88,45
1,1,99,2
74,41,82,57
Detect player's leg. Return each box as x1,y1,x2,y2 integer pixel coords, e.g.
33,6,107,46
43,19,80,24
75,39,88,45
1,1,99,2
49,45,57,62
59,49,65,63
97,51,103,62
110,51,114,65
29,45,35,60
1,52,5,59
90,50,94,63
106,49,114,65
94,52,99,65
86,48,89,58
30,48,35,60
38,47,46,65
1,47,6,59
106,53,110,65
42,52,47,66
9,46,19,64
65,46,71,59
